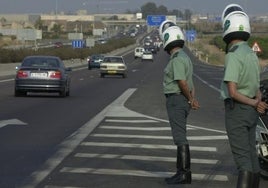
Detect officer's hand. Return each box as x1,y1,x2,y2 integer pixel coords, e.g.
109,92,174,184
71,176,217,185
191,99,200,110
256,101,268,114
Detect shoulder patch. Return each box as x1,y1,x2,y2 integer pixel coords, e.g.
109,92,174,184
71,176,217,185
228,45,239,53
171,51,179,59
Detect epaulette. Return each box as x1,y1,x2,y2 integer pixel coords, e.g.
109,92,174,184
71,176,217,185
228,45,239,53
171,51,179,59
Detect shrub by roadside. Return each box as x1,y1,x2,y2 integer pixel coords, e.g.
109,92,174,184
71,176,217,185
191,35,268,67
0,37,135,64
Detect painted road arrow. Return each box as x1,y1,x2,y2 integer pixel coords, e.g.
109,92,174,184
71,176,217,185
0,119,27,128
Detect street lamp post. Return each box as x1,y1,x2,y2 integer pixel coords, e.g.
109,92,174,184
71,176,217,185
55,0,58,20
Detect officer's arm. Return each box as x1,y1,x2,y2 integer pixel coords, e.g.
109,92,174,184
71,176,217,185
178,80,193,102
227,81,259,107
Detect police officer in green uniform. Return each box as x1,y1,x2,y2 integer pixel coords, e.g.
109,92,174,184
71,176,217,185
161,25,200,185
220,4,268,188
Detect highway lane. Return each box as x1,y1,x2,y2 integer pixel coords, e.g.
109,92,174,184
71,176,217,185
0,50,161,187
0,47,267,188
23,49,231,188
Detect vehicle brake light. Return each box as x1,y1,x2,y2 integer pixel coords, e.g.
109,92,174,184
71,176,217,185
50,71,61,79
17,70,28,78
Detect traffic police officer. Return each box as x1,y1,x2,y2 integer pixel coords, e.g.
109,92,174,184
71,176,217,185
161,25,200,184
220,4,268,188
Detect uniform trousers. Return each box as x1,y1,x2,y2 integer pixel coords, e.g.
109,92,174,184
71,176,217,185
224,100,260,172
166,94,190,146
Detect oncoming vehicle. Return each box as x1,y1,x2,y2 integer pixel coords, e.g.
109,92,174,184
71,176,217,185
100,56,127,78
141,51,153,62
134,47,144,59
87,54,104,69
14,55,72,97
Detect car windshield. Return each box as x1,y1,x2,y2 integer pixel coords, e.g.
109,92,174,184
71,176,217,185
104,57,123,63
144,51,152,54
92,55,103,60
22,58,60,68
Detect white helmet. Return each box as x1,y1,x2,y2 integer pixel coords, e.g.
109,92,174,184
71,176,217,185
162,26,185,53
159,20,177,40
222,11,251,44
221,3,244,24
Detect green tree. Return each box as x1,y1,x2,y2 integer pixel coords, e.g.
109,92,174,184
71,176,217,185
34,17,44,30
141,2,158,18
158,5,168,15
51,24,62,38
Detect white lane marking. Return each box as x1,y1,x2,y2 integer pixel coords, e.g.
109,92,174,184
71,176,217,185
99,125,195,131
75,153,219,164
0,118,27,128
21,88,138,187
100,126,170,131
60,167,228,181
80,142,217,152
105,119,159,123
44,186,83,188
194,73,221,93
105,104,227,134
0,78,14,83
91,134,228,141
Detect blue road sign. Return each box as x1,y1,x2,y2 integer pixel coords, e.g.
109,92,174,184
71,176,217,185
186,30,197,42
72,40,84,48
147,15,166,26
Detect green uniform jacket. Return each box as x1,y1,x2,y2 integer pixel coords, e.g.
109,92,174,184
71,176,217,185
220,41,260,100
163,49,194,94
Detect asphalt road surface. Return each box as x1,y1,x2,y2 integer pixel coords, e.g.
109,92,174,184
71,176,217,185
0,47,267,188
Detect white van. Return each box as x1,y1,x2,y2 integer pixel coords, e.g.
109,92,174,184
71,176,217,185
134,47,144,59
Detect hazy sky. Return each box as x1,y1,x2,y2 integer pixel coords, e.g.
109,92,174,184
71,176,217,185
0,0,267,15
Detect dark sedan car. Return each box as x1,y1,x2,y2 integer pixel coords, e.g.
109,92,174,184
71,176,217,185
14,55,72,97
87,54,104,69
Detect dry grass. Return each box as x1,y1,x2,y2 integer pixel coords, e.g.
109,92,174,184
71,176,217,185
191,36,268,69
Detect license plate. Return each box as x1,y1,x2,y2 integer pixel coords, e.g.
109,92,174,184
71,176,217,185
30,72,48,78
108,70,117,74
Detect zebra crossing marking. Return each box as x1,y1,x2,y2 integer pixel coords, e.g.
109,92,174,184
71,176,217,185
80,142,217,152
60,167,228,181
91,133,228,140
75,153,219,164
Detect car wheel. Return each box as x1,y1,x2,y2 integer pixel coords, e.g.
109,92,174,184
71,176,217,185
59,87,67,97
14,89,26,97
100,73,105,78
66,88,70,96
122,73,127,78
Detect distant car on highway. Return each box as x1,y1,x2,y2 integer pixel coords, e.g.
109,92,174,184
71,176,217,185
134,47,144,59
141,51,154,62
100,56,127,78
14,55,72,97
144,45,157,54
87,54,104,69
54,42,63,48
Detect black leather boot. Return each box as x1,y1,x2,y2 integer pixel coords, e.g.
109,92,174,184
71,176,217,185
165,144,192,184
252,173,260,188
236,170,253,188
